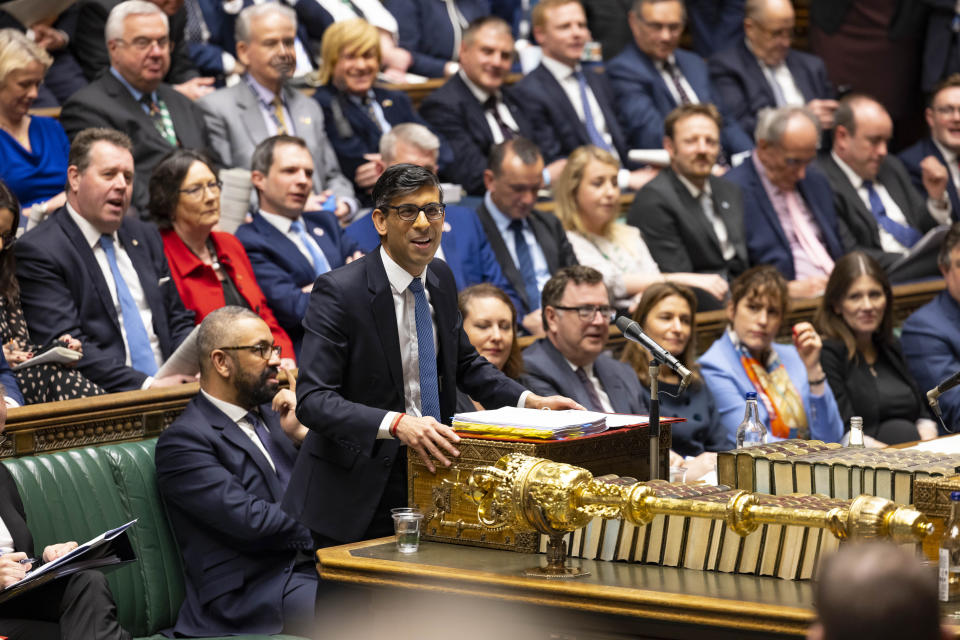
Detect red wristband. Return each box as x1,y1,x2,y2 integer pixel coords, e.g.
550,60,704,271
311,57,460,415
389,413,405,438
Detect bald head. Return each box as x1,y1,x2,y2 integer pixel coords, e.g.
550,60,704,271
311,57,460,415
744,0,794,67
833,95,891,180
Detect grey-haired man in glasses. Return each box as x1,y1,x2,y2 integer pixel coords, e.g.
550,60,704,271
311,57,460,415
155,306,317,637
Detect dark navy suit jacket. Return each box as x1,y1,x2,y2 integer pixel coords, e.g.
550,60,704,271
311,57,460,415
155,393,313,636
14,208,194,392
899,137,960,221
387,0,491,78
235,209,359,354
724,159,847,281
344,204,522,312
708,39,834,138
901,291,960,434
514,62,634,167
283,250,527,541
606,42,753,154
522,338,649,414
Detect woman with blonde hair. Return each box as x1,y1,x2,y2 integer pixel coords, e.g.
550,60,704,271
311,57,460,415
555,145,729,311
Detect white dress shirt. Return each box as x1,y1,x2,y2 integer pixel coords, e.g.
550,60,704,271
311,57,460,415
675,173,736,260
312,0,398,36
484,191,551,303
0,513,14,552
201,389,277,472
744,40,805,107
564,357,614,412
934,138,960,192
246,75,296,137
540,57,615,153
459,70,521,144
258,210,330,272
656,55,699,106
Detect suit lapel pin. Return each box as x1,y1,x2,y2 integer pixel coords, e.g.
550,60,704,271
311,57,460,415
382,99,393,108
300,117,311,125
721,201,730,209
132,238,139,246
313,227,325,237
443,221,452,232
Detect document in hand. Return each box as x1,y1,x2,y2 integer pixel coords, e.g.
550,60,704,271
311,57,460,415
0,519,137,604
155,325,200,378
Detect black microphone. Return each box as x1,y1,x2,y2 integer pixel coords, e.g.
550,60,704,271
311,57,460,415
615,316,693,392
927,369,960,419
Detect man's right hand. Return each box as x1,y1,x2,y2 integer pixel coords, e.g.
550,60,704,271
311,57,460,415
149,374,197,388
393,415,460,473
521,309,545,337
806,99,838,130
0,551,30,588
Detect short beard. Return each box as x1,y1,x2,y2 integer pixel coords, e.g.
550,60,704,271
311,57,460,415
232,360,279,408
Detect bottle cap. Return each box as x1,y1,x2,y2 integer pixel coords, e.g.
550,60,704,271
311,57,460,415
745,391,757,400
952,491,960,501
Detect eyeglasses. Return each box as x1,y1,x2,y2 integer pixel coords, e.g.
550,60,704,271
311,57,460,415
117,36,170,51
179,179,222,199
933,105,960,117
219,343,282,360
382,202,445,221
553,304,617,322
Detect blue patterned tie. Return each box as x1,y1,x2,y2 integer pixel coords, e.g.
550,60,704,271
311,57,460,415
99,235,158,375
508,219,541,313
290,219,332,276
575,70,610,151
408,277,442,422
247,411,292,487
862,180,922,248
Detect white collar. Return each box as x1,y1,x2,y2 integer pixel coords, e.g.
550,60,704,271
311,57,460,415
258,209,303,235
934,138,958,165
200,389,251,424
830,150,869,190
675,171,712,199
458,69,494,104
379,245,429,295
540,55,579,82
66,202,115,249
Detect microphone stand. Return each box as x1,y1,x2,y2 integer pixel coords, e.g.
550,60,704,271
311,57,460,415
648,359,661,480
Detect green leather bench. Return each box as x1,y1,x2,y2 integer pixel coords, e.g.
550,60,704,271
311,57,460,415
2,439,308,640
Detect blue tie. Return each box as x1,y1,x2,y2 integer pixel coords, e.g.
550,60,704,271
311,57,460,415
408,277,442,423
246,411,292,487
99,235,157,375
290,219,331,276
862,180,922,248
508,219,541,313
575,70,610,151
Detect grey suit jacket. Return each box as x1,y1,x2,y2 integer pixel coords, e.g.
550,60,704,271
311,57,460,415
628,168,748,279
197,81,354,200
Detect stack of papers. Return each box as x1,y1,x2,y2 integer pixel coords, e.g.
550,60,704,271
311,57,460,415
452,407,609,439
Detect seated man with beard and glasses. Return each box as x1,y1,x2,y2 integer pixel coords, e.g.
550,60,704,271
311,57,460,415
155,306,316,638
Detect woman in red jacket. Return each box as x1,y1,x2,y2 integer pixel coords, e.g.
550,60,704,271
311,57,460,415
148,149,295,367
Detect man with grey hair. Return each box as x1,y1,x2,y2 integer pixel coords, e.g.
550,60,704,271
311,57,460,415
156,306,316,637
708,0,836,137
725,106,850,297
60,0,214,212
198,2,355,223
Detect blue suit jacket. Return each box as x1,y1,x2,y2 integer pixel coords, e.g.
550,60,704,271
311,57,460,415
899,137,960,222
283,250,527,541
235,210,360,355
901,291,960,434
388,0,491,78
514,62,635,167
0,350,22,406
685,0,745,58
606,42,753,154
708,39,834,138
522,338,649,414
699,332,844,449
14,207,195,392
344,204,522,312
155,393,313,636
724,158,847,281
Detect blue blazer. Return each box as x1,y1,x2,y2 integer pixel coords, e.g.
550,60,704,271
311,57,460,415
605,42,753,154
344,204,523,312
155,393,313,637
685,0,745,58
699,332,844,449
522,338,649,414
901,291,960,434
419,73,557,195
724,158,847,281
708,39,834,138
388,0,491,78
14,208,195,392
235,210,359,354
283,250,527,542
898,137,960,222
0,350,22,406
514,62,634,167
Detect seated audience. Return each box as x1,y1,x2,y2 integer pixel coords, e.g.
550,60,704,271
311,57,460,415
818,94,949,279
725,106,850,299
0,180,103,405
815,252,937,445
313,18,450,205
155,307,315,637
236,135,361,356
420,16,562,195
198,3,356,223
900,75,960,217
0,386,131,640
606,0,752,156
457,283,524,411
620,282,726,475
556,144,727,311
0,30,68,223
629,104,749,291
14,128,196,393
523,265,649,413
902,224,960,435
59,0,215,212
388,0,491,78
148,148,295,365
699,265,844,448
474,138,578,335
344,123,520,309
708,0,836,138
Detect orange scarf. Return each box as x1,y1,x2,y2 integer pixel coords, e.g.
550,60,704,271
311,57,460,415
739,346,809,440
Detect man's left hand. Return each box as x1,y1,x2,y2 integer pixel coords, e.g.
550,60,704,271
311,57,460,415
173,77,216,101
31,24,68,51
42,541,78,563
920,155,949,203
524,394,585,411
273,388,307,445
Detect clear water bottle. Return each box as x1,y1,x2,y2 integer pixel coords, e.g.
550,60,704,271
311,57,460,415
940,491,960,602
848,416,865,448
736,391,767,448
